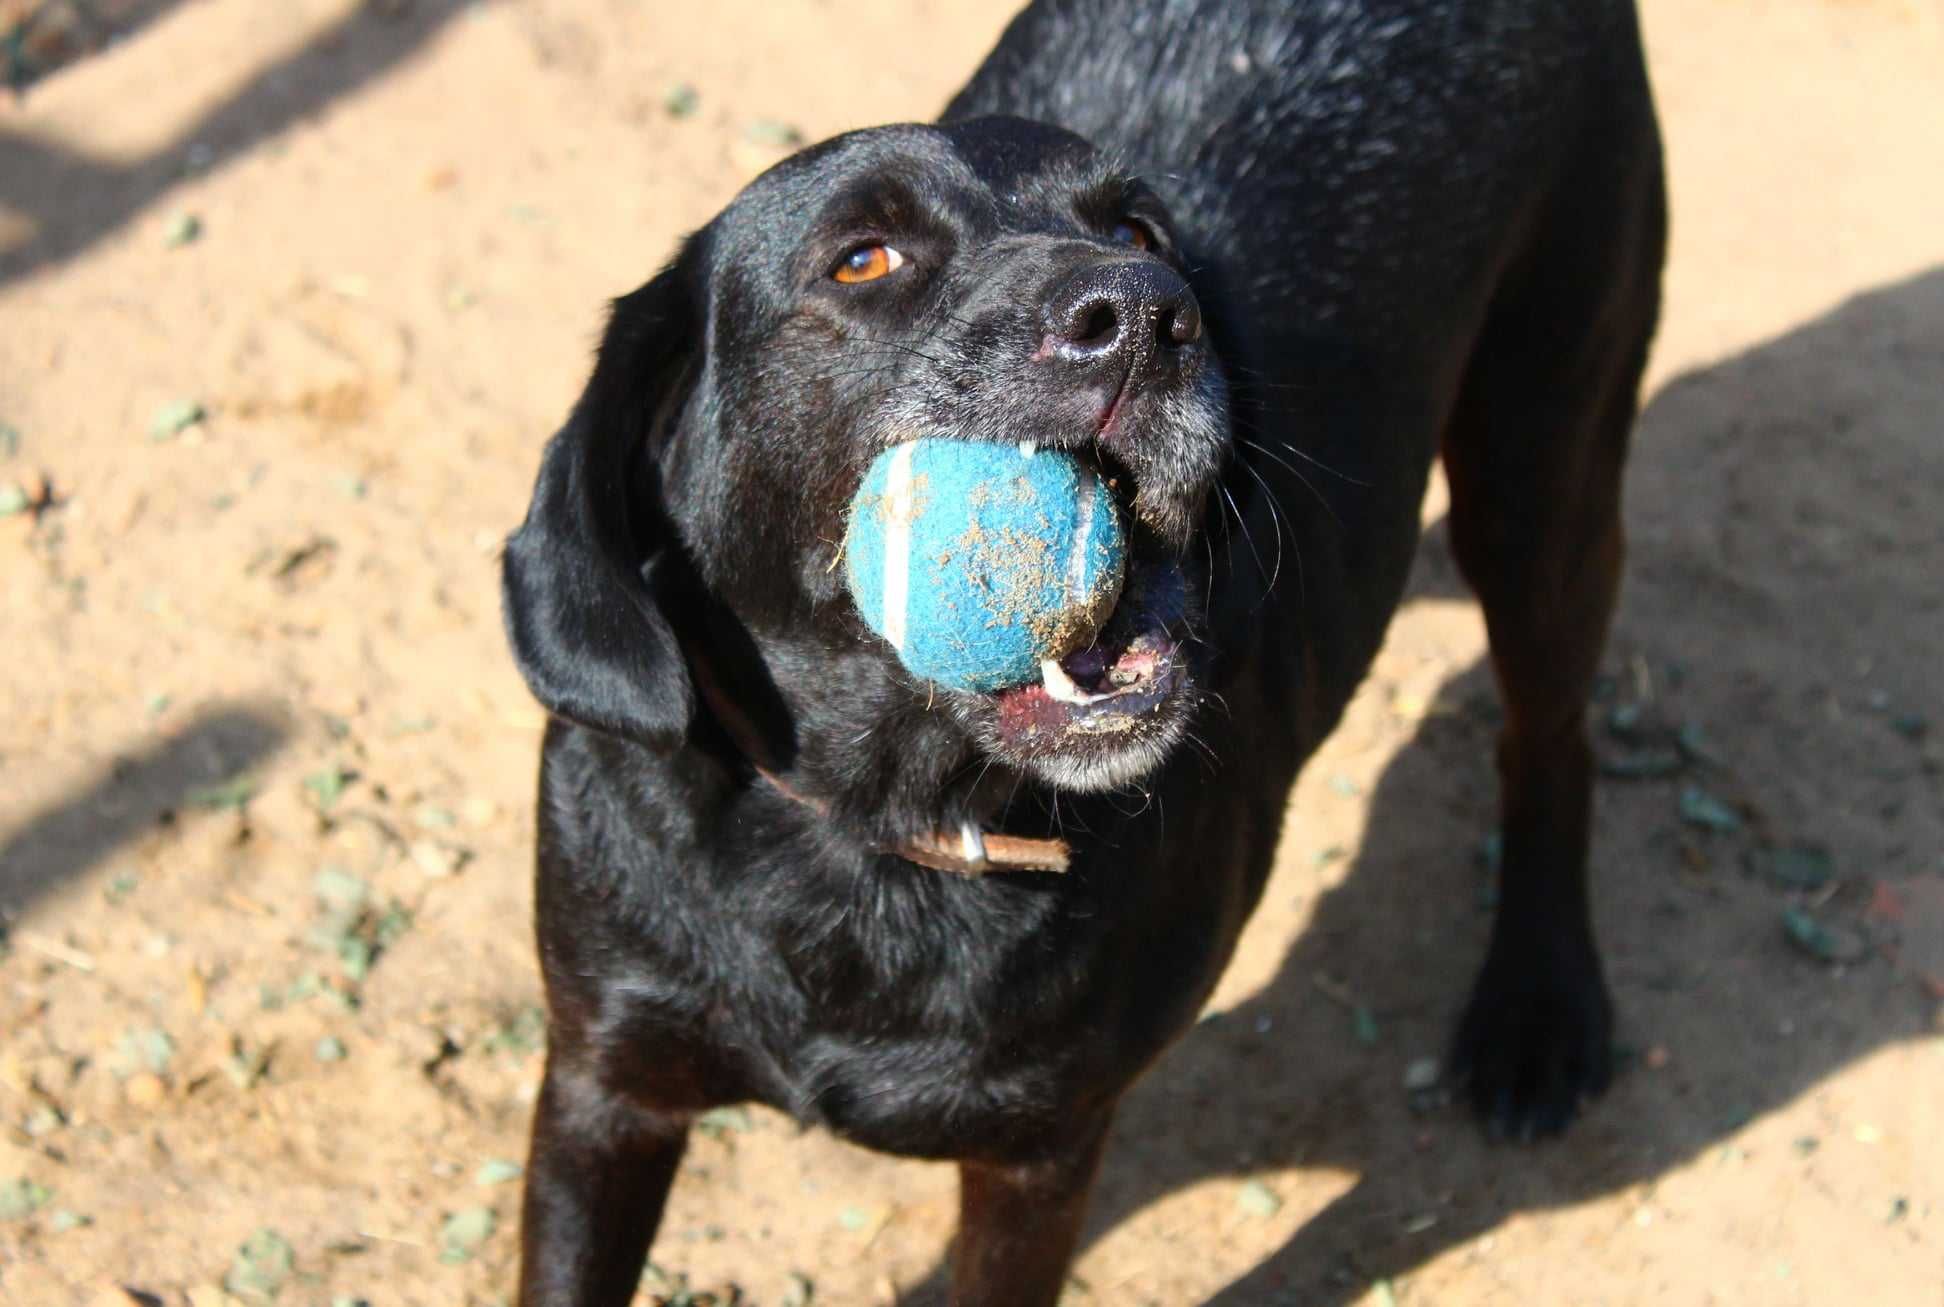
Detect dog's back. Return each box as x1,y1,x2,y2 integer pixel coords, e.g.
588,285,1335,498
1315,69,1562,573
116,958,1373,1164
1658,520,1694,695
950,0,1664,740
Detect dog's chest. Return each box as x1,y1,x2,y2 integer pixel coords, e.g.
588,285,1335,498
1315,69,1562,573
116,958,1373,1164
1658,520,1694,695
664,862,1226,1158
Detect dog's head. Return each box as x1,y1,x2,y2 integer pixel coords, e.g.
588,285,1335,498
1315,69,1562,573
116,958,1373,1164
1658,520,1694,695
504,118,1233,805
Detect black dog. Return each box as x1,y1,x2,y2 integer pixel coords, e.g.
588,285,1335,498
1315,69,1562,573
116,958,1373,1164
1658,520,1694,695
501,1,1665,1302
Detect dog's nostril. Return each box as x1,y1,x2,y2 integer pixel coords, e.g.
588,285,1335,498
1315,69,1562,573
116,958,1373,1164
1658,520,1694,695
1070,299,1120,349
1162,293,1203,348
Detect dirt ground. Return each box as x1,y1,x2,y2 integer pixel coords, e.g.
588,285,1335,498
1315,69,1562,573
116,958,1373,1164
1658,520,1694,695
1,1,1939,1304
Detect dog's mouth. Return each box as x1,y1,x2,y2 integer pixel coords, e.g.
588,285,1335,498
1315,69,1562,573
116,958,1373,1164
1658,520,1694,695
991,562,1186,727
954,556,1199,790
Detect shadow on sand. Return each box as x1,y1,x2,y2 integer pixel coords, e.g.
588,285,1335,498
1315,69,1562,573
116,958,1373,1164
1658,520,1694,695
0,0,471,288
0,703,288,930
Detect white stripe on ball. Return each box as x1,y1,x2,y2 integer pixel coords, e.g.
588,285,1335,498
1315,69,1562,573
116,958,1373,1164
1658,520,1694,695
1064,466,1095,605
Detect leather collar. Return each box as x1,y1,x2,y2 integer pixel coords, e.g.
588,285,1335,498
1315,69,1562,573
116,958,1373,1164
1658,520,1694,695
684,635,1071,877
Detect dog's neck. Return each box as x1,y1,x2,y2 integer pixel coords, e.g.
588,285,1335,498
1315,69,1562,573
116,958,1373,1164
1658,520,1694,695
683,634,1071,877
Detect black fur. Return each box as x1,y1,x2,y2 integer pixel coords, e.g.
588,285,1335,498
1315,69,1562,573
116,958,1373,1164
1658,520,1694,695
502,2,1666,1302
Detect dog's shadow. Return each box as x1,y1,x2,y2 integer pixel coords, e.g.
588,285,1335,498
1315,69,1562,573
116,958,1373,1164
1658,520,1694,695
896,267,1944,1304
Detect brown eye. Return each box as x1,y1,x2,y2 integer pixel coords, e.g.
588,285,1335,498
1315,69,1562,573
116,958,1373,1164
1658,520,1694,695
1111,220,1153,251
834,244,905,283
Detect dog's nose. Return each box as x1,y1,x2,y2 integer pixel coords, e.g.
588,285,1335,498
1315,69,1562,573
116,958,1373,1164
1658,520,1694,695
1041,260,1202,379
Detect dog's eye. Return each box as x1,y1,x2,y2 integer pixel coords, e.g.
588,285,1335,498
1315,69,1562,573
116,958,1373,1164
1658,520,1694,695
1111,220,1154,251
833,244,906,284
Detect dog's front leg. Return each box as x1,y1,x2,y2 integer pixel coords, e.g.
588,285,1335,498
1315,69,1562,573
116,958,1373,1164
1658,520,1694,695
950,1113,1112,1307
518,1057,688,1307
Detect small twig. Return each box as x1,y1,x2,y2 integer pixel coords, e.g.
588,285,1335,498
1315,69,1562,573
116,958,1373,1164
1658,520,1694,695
356,1229,427,1248
16,931,97,972
1311,970,1357,1008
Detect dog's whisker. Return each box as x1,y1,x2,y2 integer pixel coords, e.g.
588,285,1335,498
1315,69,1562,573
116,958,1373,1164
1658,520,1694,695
1242,437,1343,530
1180,728,1221,777
1256,434,1368,487
1218,482,1273,596
1234,455,1289,599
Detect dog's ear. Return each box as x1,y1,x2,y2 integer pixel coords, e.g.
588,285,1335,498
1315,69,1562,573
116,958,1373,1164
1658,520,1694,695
502,255,706,746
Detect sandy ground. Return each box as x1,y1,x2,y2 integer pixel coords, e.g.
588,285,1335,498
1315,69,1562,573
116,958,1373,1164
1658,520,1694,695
1,1,1940,1304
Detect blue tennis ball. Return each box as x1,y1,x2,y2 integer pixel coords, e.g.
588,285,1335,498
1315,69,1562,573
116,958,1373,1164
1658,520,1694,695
844,438,1126,692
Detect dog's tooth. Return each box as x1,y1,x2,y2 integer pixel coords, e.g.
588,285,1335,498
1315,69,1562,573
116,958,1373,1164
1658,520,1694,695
1018,440,1038,458
1040,656,1089,704
1040,656,1115,705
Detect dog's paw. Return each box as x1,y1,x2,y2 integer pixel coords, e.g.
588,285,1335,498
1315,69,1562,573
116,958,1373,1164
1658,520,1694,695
1449,939,1613,1141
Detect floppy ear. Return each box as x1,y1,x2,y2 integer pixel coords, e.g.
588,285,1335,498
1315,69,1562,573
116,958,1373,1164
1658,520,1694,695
502,257,705,746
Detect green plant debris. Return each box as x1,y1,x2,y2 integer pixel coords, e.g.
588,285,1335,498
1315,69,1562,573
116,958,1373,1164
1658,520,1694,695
223,1227,295,1303
482,1005,546,1056
373,904,412,948
1402,1057,1441,1093
225,1039,273,1091
260,969,348,1012
337,936,374,982
1676,722,1718,763
438,1206,497,1264
696,1105,753,1141
1600,749,1685,780
1235,1179,1283,1217
1782,907,1866,964
0,1177,53,1221
663,83,699,117
114,1026,175,1076
475,1158,523,1187
164,212,203,247
304,764,354,811
187,776,257,810
743,118,805,148
1352,1005,1380,1046
641,1262,743,1306
150,399,206,441
308,872,411,984
314,1035,347,1063
1678,786,1740,833
0,482,28,517
313,867,369,913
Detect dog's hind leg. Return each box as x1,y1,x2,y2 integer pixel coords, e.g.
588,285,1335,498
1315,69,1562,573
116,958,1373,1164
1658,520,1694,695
517,1057,688,1306
1438,102,1667,1141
